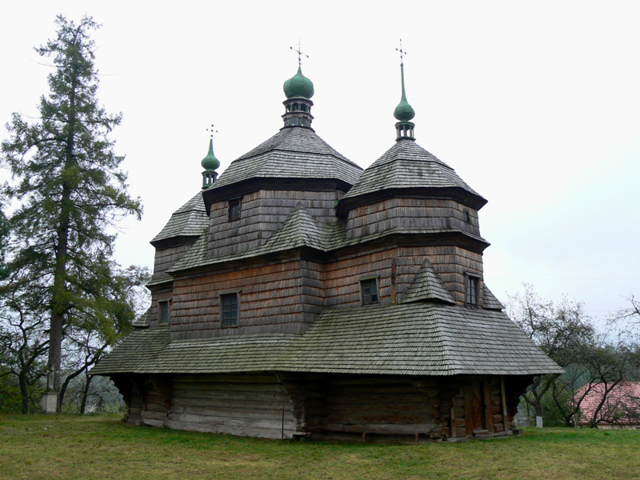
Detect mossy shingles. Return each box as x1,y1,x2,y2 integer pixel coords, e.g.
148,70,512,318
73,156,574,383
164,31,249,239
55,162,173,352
93,303,562,377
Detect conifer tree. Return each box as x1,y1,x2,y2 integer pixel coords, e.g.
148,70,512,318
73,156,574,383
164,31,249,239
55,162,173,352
1,15,142,412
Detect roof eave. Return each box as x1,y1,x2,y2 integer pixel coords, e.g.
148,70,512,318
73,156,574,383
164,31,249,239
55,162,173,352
337,186,488,218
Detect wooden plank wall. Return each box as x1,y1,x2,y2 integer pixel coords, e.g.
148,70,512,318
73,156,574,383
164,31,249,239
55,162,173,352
345,198,480,240
323,250,395,307
321,245,484,308
321,376,441,441
117,373,526,442
170,260,307,339
396,246,484,306
161,243,484,338
207,190,339,258
300,260,326,322
166,374,296,439
121,375,171,428
153,241,197,276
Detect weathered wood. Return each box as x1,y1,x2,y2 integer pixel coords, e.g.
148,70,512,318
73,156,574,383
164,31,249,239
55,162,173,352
325,423,439,434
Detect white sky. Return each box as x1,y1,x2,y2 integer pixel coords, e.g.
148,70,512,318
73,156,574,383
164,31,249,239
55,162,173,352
2,1,639,325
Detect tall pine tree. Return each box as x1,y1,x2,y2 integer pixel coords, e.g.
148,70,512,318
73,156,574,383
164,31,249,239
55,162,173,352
1,15,142,412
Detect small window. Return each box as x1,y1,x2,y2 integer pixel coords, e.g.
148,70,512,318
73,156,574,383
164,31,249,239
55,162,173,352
221,293,239,327
158,300,170,323
466,276,479,307
361,278,379,305
228,198,241,222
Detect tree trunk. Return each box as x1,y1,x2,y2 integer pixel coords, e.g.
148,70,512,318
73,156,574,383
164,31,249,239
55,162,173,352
46,60,78,414
534,401,543,418
18,372,29,414
80,376,93,414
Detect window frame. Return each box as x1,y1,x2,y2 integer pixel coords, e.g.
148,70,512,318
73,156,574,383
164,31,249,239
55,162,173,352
465,274,480,308
360,277,380,305
158,300,171,323
228,198,242,222
220,292,240,327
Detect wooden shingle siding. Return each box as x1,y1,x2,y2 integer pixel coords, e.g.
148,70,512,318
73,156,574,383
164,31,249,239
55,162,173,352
167,374,296,439
208,190,340,258
153,242,196,275
321,245,483,309
345,198,480,240
169,260,308,340
323,250,395,307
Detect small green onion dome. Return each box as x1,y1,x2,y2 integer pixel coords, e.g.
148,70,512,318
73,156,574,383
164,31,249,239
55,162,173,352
283,66,315,99
394,95,415,121
201,139,220,170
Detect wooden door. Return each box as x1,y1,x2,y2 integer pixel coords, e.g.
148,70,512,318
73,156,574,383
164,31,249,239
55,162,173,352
464,381,488,435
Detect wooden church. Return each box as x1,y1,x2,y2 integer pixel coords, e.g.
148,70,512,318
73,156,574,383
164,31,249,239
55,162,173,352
93,52,562,442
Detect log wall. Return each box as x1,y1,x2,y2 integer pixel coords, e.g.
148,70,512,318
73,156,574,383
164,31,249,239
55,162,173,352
114,373,531,442
167,374,296,439
435,376,510,439
345,198,480,240
320,375,441,442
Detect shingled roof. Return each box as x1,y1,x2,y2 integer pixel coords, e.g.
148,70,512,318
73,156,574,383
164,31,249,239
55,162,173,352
342,140,486,209
205,127,363,194
400,259,456,305
92,303,562,377
151,192,208,245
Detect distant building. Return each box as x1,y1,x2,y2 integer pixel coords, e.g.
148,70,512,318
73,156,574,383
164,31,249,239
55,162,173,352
93,57,561,442
577,380,640,428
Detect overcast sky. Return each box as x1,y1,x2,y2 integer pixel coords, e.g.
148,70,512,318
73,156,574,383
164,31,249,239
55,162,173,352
2,1,639,325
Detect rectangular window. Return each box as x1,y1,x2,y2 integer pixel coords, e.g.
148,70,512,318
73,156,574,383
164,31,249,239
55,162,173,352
158,301,170,323
228,198,241,222
361,278,379,305
466,276,479,307
221,293,239,327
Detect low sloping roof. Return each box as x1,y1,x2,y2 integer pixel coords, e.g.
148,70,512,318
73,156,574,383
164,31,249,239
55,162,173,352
281,304,561,376
151,193,208,244
207,127,363,191
93,303,562,377
342,140,486,208
400,259,456,305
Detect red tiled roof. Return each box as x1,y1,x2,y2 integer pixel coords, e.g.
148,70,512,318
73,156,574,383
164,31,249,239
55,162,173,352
577,380,640,425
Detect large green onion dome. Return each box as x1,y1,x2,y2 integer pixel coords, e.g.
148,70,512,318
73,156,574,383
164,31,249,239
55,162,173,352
283,66,315,99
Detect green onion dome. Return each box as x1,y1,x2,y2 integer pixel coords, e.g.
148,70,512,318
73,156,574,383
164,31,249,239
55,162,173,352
394,96,415,121
394,63,415,121
283,66,315,99
201,139,220,170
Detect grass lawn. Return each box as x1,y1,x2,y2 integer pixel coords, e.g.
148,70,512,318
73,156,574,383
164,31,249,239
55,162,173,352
1,414,639,479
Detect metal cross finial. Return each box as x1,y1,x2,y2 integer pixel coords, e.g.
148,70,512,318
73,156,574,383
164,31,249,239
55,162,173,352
396,39,407,65
290,39,309,66
206,124,218,139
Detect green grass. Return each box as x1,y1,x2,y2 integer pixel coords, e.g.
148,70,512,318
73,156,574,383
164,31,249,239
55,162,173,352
1,414,639,479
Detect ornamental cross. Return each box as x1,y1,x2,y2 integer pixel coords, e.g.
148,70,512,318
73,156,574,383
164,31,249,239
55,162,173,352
290,40,309,66
206,124,218,139
396,39,407,65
